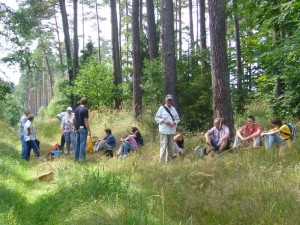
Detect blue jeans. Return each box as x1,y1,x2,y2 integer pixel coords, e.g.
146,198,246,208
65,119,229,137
64,131,75,153
264,134,286,149
25,140,40,161
74,128,88,161
20,135,27,159
118,141,134,155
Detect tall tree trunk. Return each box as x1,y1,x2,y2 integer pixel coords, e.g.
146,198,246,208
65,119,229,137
58,0,73,81
126,0,129,65
178,0,182,59
111,0,122,109
45,56,53,99
54,13,64,76
81,0,85,51
208,0,234,138
161,0,178,107
73,0,79,109
132,0,143,118
146,0,158,59
196,0,199,50
199,0,208,71
188,0,194,50
95,0,102,61
233,0,243,112
273,27,283,98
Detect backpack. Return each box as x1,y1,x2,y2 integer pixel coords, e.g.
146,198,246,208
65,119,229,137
285,123,298,140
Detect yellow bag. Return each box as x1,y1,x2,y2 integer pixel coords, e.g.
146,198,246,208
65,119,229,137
86,135,94,153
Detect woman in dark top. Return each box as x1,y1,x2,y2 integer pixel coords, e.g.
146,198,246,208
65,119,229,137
173,127,184,155
130,127,144,146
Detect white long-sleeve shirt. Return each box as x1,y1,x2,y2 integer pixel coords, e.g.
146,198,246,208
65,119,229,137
155,105,180,135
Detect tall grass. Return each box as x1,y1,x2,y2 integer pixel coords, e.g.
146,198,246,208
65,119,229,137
1,104,300,224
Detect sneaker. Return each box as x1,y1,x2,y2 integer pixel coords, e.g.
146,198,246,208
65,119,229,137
122,154,128,158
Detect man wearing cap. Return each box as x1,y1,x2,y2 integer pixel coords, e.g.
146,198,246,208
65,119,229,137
74,97,91,162
155,94,180,163
19,109,30,160
61,107,75,155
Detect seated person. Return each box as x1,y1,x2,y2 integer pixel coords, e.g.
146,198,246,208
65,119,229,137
117,134,138,158
261,117,292,150
233,115,262,150
131,127,144,146
94,128,116,151
205,118,230,154
173,127,184,156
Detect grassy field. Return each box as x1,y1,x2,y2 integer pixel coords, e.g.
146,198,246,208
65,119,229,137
1,110,300,225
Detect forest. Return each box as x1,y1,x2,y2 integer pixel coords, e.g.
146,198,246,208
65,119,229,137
1,1,300,224
0,0,299,130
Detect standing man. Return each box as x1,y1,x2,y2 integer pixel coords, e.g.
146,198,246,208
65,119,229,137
24,114,40,161
233,116,262,150
74,97,91,162
155,94,180,163
19,109,30,160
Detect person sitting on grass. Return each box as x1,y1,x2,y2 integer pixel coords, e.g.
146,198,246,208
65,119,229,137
130,127,144,146
205,118,230,156
260,117,292,151
117,134,138,158
173,127,184,156
233,116,262,150
94,128,116,152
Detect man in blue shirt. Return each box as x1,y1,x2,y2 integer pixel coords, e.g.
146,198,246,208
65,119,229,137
94,128,116,151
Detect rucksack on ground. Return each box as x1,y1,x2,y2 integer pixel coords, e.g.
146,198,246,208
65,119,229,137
285,123,298,140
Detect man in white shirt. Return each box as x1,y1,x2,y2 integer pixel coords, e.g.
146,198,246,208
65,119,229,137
155,94,180,163
19,109,30,160
24,114,40,161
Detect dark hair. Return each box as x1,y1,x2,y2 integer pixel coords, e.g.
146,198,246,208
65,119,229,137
105,128,112,134
271,117,282,126
248,115,255,121
81,97,88,105
131,127,138,133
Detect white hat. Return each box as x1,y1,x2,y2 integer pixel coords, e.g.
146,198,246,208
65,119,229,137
67,107,72,111
165,94,173,100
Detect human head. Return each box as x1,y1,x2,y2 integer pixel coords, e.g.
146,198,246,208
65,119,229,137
105,128,112,134
271,117,282,127
66,106,72,114
131,127,138,133
24,109,30,116
27,114,34,121
247,116,255,125
214,118,223,129
165,94,173,107
81,97,88,106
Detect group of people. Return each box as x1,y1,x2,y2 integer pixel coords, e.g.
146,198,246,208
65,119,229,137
19,95,295,162
19,109,40,161
155,94,296,162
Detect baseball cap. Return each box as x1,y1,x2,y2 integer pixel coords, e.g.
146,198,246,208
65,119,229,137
165,94,173,100
67,107,72,111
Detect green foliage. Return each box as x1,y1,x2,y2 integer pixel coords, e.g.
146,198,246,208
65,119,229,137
0,78,14,101
141,59,164,107
72,56,115,109
3,94,22,126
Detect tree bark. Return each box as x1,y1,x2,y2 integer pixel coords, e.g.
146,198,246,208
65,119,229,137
233,0,243,112
58,0,73,81
73,0,79,80
146,0,158,59
208,0,234,138
132,0,143,118
95,0,102,61
178,0,182,59
161,0,178,107
111,0,122,109
199,0,208,71
54,13,64,76
188,0,194,50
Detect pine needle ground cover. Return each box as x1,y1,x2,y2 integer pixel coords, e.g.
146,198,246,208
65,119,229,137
1,111,300,225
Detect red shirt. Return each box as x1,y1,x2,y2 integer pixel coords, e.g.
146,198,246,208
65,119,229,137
241,124,262,142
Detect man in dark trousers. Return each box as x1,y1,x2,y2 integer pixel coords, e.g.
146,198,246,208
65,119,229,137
74,97,91,162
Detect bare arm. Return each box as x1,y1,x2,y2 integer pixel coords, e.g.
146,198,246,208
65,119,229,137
84,118,91,136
